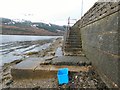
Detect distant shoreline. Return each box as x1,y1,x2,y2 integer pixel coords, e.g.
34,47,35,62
1,34,63,36
1,18,66,36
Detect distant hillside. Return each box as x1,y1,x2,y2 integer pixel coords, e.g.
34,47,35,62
0,18,67,36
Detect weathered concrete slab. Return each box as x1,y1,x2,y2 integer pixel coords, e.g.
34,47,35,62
52,56,91,65
11,56,91,80
11,65,89,80
13,57,44,69
36,65,89,72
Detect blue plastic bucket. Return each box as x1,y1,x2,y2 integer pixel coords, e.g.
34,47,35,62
57,68,69,84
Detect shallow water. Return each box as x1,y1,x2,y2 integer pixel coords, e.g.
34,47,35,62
0,35,62,43
0,35,63,66
55,47,63,57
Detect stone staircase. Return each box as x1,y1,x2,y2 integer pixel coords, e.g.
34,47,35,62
63,27,84,56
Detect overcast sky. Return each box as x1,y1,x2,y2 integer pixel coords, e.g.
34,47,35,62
0,0,98,25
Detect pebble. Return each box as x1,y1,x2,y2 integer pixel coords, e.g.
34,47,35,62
32,86,40,90
75,76,78,79
5,79,13,86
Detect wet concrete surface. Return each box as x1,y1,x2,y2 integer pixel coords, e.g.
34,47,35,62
12,57,44,69
55,47,63,57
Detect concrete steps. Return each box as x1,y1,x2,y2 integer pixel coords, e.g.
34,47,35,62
64,52,85,56
65,42,82,44
64,27,83,56
64,45,82,48
11,65,89,79
64,48,82,52
66,39,81,42
11,56,91,79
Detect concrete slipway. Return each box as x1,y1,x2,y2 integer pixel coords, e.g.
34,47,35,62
11,56,91,79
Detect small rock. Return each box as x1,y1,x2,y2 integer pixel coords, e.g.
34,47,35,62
75,76,78,79
72,82,74,84
3,73,10,76
2,76,11,82
32,86,40,90
44,82,46,84
80,79,83,82
5,79,13,86
88,70,95,75
45,56,54,61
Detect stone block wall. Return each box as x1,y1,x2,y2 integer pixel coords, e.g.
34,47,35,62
73,2,120,88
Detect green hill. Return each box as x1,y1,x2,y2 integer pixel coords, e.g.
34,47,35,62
0,18,67,36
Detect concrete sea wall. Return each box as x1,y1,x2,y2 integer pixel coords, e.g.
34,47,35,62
74,2,120,88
